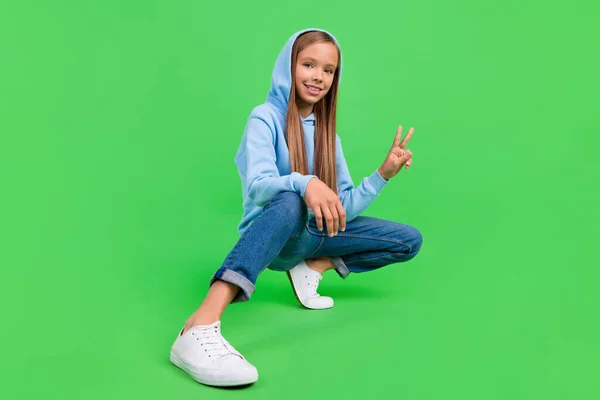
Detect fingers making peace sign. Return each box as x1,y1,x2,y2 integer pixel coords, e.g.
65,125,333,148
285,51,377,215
377,126,414,181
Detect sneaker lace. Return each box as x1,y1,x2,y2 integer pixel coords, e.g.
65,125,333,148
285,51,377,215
306,272,323,298
194,326,242,359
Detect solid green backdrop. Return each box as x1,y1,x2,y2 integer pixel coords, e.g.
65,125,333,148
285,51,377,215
1,0,598,399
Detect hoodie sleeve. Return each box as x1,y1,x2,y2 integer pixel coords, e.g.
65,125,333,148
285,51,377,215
241,117,317,207
336,135,389,222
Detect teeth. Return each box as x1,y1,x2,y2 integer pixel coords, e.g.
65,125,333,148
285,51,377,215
307,86,320,90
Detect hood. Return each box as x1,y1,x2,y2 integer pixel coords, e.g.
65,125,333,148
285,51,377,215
266,28,342,115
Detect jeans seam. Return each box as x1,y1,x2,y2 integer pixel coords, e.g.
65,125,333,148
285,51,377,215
289,221,308,240
348,250,409,263
305,229,326,258
306,228,412,252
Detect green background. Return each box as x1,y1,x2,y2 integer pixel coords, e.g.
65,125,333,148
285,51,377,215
1,0,598,399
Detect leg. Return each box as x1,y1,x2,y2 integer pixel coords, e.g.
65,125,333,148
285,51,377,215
189,191,309,327
282,216,421,309
305,257,336,274
307,215,423,278
266,219,335,310
184,280,238,331
171,192,309,387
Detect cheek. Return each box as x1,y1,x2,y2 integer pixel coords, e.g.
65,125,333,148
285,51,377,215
295,69,307,81
323,77,335,93
295,77,305,93
296,72,309,87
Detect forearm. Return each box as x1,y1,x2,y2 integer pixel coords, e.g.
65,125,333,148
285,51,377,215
248,173,317,207
338,169,388,221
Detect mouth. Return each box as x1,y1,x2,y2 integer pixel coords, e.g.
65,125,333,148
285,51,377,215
304,84,323,95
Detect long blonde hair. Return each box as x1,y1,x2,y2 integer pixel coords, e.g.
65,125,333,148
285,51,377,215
286,31,341,192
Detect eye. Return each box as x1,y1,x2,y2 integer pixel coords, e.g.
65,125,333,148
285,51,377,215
325,69,334,74
303,63,313,68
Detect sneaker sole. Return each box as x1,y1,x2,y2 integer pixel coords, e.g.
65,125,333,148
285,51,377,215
170,351,258,387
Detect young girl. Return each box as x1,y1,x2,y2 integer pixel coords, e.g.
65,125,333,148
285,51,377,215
170,28,423,387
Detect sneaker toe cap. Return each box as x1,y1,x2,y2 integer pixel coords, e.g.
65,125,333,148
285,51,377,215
213,356,259,385
305,296,334,309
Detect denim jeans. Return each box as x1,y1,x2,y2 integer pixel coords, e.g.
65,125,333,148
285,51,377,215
211,191,423,302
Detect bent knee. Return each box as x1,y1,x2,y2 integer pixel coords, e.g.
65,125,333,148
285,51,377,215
273,191,303,207
271,191,305,215
404,226,423,258
389,225,422,260
268,191,307,230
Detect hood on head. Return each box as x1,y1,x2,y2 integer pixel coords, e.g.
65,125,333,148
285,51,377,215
266,28,342,114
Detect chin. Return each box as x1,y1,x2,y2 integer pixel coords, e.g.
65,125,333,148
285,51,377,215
299,98,317,107
308,95,325,105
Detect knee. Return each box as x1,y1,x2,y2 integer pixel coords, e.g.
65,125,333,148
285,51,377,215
270,191,306,217
397,225,423,261
406,226,423,258
266,191,307,232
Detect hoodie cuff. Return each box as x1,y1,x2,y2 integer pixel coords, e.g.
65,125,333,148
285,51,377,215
366,169,389,195
291,173,318,198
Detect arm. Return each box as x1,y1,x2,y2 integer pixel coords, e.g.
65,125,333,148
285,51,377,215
336,135,389,222
241,117,317,207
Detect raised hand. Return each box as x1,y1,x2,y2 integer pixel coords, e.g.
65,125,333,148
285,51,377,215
377,126,414,181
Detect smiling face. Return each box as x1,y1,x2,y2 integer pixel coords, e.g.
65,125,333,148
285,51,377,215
294,41,339,118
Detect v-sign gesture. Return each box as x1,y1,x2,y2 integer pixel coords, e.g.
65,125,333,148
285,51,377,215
378,126,414,181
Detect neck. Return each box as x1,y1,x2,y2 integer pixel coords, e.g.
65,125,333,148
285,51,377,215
296,100,313,118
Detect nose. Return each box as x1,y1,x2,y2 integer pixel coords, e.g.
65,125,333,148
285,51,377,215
313,69,323,82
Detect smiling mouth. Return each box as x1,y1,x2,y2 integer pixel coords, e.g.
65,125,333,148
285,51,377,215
305,84,322,93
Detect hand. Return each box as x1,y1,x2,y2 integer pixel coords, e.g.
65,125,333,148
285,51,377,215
378,126,414,180
304,178,346,236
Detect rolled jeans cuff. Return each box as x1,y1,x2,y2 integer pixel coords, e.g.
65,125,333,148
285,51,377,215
331,256,350,279
210,269,256,303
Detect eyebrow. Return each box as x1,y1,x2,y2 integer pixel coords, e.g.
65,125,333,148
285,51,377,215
300,57,337,69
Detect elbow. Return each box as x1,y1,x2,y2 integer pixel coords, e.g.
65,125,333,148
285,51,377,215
247,180,268,207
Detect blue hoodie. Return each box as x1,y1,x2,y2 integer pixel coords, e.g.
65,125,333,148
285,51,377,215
234,28,389,235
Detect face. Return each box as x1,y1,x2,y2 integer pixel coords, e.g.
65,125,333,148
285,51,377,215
294,42,339,117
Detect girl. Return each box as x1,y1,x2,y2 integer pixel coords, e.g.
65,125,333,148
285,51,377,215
170,28,423,387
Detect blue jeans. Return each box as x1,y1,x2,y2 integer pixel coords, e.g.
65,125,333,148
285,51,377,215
211,191,423,302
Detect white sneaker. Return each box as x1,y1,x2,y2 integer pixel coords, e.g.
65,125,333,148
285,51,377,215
286,260,334,309
170,321,258,387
